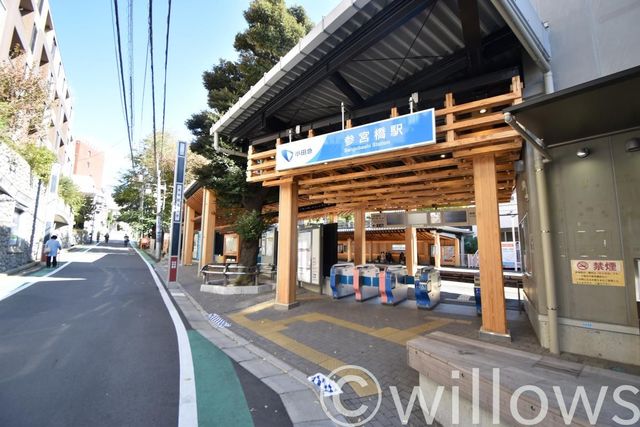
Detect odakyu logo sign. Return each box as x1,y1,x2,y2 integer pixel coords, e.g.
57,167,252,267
281,149,294,162
317,365,640,426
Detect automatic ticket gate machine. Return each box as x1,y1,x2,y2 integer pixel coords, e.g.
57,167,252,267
353,264,382,302
379,265,412,306
414,266,442,310
330,262,356,299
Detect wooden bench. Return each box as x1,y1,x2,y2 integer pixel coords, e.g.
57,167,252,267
407,332,640,426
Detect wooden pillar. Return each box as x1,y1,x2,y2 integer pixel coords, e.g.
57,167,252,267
199,189,216,272
473,154,509,337
353,208,366,265
182,203,195,265
434,231,441,269
405,226,417,275
453,237,461,267
390,106,399,118
347,238,352,262
276,180,299,309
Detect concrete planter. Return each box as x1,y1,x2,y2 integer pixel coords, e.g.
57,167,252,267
200,283,275,295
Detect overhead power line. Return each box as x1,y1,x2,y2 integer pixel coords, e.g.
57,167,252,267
127,0,134,146
160,0,173,165
112,0,135,169
148,0,158,170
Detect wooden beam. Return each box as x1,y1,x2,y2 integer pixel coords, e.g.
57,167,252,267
405,225,417,276
354,208,366,265
473,154,508,336
248,128,520,182
182,204,195,265
275,180,299,309
199,189,216,272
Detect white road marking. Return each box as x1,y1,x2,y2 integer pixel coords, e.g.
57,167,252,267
0,245,95,302
135,250,198,427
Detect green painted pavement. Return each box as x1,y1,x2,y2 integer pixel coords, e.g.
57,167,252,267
189,330,254,427
26,263,68,277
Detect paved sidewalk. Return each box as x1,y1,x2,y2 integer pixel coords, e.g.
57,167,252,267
154,259,639,426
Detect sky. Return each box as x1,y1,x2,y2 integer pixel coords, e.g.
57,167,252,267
49,0,341,188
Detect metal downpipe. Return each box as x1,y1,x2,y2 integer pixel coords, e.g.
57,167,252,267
536,71,559,354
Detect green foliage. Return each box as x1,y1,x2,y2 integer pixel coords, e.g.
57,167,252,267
235,210,269,242
199,0,312,115
58,175,84,212
0,61,49,145
185,1,313,266
74,195,97,229
12,142,56,182
0,60,54,182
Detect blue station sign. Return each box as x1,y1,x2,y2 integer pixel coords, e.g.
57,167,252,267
276,108,436,171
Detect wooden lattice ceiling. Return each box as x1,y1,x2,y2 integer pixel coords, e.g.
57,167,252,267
247,76,523,214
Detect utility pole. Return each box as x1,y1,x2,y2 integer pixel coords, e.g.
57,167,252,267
155,155,163,259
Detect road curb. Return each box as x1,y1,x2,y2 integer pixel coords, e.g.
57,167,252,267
155,264,346,426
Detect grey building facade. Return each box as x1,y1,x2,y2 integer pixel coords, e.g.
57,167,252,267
513,0,640,364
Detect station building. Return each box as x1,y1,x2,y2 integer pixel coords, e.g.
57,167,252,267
186,0,640,365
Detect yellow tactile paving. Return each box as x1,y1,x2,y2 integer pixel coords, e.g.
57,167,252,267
228,299,472,397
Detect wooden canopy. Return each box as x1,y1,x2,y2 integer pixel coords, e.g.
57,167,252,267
247,77,523,213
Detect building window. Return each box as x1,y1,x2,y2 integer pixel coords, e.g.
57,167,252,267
38,0,45,14
9,209,23,247
30,23,37,52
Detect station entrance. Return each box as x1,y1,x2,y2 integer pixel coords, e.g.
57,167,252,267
246,76,523,338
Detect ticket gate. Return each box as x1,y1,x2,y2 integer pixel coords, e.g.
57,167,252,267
354,264,381,302
414,266,441,310
330,262,356,299
379,265,412,306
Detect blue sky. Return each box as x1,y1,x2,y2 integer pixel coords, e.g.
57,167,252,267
49,0,340,187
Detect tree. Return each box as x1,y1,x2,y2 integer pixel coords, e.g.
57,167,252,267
187,0,313,269
58,176,84,212
0,57,56,182
74,195,97,230
112,132,207,235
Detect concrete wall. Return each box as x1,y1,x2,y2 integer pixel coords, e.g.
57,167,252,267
547,132,639,327
529,0,640,91
0,144,48,272
516,0,640,364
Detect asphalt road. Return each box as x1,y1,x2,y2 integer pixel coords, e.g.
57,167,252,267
0,243,180,427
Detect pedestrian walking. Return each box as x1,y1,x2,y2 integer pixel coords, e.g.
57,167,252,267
104,232,109,243
44,235,62,268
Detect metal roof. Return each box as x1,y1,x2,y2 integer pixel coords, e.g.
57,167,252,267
505,65,640,146
211,0,515,143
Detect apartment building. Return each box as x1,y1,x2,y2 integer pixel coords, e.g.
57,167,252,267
0,0,75,272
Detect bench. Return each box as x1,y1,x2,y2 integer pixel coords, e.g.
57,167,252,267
407,332,640,426
200,263,259,286
257,263,276,280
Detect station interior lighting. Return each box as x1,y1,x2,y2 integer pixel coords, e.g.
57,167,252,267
625,137,640,152
576,147,591,158
479,108,487,114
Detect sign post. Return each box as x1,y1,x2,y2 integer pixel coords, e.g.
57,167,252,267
168,141,187,283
